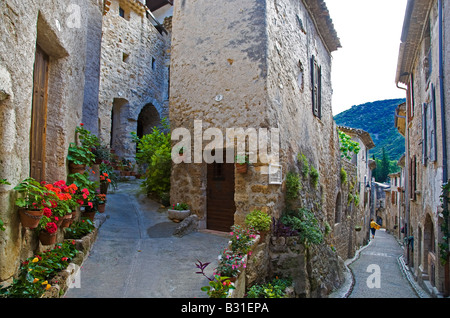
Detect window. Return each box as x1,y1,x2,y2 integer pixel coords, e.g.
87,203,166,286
311,55,321,119
151,57,156,70
422,84,437,164
123,52,130,63
119,6,130,21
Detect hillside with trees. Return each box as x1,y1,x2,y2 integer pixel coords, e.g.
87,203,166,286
334,98,406,182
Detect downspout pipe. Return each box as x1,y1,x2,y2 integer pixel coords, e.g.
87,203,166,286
438,0,449,297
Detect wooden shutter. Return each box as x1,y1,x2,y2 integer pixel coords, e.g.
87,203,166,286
429,84,437,162
311,55,321,118
30,45,49,182
422,103,428,165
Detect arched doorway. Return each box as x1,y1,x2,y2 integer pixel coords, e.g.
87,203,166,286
137,103,161,140
424,214,436,286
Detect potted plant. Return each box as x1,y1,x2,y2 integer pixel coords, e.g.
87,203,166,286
168,202,190,222
235,154,249,174
229,225,257,255
96,194,107,213
14,178,50,229
38,221,58,246
245,209,272,241
67,143,95,173
216,247,247,281
195,260,235,298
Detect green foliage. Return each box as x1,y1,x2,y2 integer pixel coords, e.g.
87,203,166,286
281,208,324,245
439,183,450,265
132,118,171,198
14,177,48,209
340,167,347,184
0,241,78,298
65,218,95,239
285,171,301,201
338,130,361,160
297,153,309,178
245,209,272,233
372,147,400,182
216,247,246,278
229,225,257,255
246,277,292,298
171,202,189,211
309,166,319,188
67,142,95,166
201,274,235,298
334,98,406,161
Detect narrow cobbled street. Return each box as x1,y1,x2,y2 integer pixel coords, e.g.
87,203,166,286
64,180,229,298
333,229,430,298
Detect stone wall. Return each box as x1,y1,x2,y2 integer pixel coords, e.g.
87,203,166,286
0,0,103,281
98,0,171,159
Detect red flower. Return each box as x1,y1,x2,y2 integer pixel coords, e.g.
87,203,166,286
45,222,57,234
43,207,52,217
80,123,84,126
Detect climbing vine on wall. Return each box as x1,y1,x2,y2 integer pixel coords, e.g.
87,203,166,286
338,130,361,160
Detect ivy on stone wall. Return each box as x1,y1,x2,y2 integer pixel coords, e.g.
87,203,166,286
439,183,450,265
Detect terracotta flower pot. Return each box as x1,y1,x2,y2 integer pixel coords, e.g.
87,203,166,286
69,162,86,174
97,203,106,213
236,163,248,174
82,210,96,221
61,213,73,228
39,231,57,245
19,209,44,229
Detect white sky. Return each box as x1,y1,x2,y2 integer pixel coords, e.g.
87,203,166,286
325,0,409,115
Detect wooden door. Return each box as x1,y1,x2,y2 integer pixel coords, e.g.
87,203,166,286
207,162,236,232
30,45,49,182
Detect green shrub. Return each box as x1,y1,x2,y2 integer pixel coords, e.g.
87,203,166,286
245,209,272,233
285,172,301,201
132,118,171,198
246,277,292,298
281,208,323,245
309,166,319,188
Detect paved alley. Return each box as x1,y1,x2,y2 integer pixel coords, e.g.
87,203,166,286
333,228,430,298
64,180,230,298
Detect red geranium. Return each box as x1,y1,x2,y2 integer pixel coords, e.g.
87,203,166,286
45,222,57,234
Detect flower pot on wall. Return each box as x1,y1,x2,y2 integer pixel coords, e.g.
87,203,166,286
61,213,73,228
19,209,43,229
82,210,96,222
39,231,57,245
100,182,109,194
236,163,248,174
97,203,106,213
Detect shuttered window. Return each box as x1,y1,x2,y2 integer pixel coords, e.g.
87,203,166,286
311,55,321,119
421,83,438,165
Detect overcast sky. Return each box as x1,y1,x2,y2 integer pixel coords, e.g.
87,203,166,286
325,0,409,115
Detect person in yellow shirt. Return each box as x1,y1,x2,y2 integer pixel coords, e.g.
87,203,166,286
370,219,381,239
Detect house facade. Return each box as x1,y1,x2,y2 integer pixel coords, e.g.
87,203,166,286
395,0,450,296
98,0,172,160
169,0,348,296
0,0,104,281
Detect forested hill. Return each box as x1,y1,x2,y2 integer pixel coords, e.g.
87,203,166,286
334,98,406,162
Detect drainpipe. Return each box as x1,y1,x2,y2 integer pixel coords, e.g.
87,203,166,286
438,0,449,296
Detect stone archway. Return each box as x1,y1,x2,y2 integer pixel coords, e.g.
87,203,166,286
136,103,161,139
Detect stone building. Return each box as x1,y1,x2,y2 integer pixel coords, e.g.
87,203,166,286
0,0,104,281
335,126,376,256
98,0,172,160
395,0,450,296
169,0,346,296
